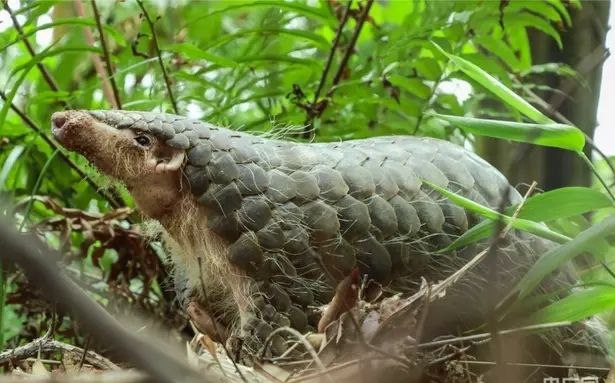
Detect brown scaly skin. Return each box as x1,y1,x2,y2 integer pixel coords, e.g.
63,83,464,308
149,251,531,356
51,110,606,370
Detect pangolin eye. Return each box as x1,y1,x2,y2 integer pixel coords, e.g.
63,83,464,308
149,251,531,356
134,135,152,147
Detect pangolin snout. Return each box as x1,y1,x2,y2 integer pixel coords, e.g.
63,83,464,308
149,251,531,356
51,111,68,139
51,110,96,148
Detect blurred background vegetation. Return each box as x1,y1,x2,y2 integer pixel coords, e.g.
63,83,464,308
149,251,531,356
0,0,614,373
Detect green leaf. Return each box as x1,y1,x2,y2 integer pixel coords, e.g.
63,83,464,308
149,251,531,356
513,187,614,221
445,187,614,251
430,113,585,152
431,41,553,124
204,28,330,50
508,12,563,49
164,43,239,67
0,19,127,51
532,285,615,324
546,0,572,26
512,214,615,300
1,46,101,129
0,146,25,190
235,55,318,67
9,46,102,78
424,181,571,245
387,75,432,99
186,1,336,28
474,36,521,69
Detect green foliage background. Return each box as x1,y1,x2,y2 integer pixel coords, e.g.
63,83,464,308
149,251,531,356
0,0,614,360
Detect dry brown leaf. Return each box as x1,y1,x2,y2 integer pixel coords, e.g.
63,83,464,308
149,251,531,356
198,334,219,361
187,301,228,343
317,268,360,333
31,359,50,377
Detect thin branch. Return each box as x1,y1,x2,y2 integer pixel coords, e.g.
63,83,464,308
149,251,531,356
3,1,66,107
0,90,124,209
302,0,353,138
74,0,119,109
580,151,615,201
328,0,374,91
417,321,572,349
0,335,119,371
412,68,446,135
90,0,122,109
546,44,608,118
136,0,178,114
260,326,334,383
501,181,537,237
302,0,374,139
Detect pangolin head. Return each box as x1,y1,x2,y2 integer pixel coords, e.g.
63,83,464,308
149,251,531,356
51,110,213,217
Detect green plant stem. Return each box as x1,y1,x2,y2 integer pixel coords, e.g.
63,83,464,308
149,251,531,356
579,152,615,202
19,150,60,232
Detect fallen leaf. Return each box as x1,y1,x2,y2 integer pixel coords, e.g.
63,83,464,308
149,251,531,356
318,268,360,333
31,360,50,377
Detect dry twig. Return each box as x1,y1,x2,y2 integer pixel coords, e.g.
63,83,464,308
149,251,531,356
302,0,374,139
0,335,119,371
135,0,178,113
90,0,122,109
302,0,353,138
73,0,121,109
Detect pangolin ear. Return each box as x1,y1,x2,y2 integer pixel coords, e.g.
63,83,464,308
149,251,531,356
154,150,186,173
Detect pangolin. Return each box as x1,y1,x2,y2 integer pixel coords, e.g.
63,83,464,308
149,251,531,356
50,109,595,359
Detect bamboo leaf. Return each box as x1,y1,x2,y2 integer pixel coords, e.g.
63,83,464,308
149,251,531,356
424,181,571,245
9,46,102,78
445,187,614,251
509,12,563,49
532,285,615,324
431,113,585,152
513,214,615,300
431,41,553,124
